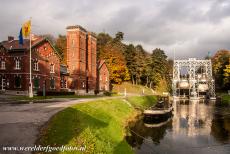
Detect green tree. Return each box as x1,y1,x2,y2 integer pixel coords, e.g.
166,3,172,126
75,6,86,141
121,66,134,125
149,48,168,89
124,44,138,84
134,45,147,85
114,31,124,42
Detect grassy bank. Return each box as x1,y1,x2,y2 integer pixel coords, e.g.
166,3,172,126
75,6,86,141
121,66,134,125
217,92,230,105
113,82,154,95
37,95,157,154
126,95,157,110
221,93,230,105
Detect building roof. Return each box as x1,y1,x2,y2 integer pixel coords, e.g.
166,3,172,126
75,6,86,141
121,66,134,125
1,39,30,51
98,60,107,69
0,36,61,59
88,32,97,38
1,36,45,51
66,25,87,32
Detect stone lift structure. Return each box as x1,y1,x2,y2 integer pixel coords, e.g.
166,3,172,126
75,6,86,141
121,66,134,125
172,58,216,100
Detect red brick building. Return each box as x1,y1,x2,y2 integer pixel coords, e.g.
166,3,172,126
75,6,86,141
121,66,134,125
0,25,109,95
0,36,61,95
98,60,110,91
66,25,97,94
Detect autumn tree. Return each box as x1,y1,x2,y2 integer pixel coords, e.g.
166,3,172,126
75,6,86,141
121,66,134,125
97,32,171,92
97,33,112,58
54,35,67,64
223,58,230,88
212,50,230,90
97,32,130,84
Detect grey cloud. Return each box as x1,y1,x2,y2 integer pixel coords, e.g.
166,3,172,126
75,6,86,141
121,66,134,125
0,0,230,59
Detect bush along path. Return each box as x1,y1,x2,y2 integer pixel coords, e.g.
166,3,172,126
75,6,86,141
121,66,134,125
37,95,157,154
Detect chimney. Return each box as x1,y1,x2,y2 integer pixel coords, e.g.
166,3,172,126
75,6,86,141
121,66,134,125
8,36,14,41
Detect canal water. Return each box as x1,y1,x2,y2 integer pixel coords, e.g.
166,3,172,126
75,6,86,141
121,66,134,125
126,100,230,154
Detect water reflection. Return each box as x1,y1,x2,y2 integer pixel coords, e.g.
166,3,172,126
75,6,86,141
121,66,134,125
173,99,214,137
127,99,230,154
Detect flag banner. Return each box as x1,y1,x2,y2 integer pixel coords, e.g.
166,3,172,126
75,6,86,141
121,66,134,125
22,20,31,38
19,28,23,45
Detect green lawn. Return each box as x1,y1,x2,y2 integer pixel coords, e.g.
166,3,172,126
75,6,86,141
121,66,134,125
37,95,157,154
12,94,103,101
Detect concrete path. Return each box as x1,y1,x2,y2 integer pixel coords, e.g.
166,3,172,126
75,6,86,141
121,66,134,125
0,96,123,154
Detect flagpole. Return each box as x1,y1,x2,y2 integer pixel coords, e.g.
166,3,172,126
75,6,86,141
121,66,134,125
29,19,33,98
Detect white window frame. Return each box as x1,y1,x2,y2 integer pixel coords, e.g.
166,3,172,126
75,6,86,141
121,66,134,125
33,60,39,71
61,77,67,89
15,59,20,70
50,64,55,73
1,61,5,70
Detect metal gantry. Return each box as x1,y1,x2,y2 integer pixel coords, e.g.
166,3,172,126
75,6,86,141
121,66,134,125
172,58,216,99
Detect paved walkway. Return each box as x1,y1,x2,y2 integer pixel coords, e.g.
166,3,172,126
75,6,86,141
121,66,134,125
0,96,123,154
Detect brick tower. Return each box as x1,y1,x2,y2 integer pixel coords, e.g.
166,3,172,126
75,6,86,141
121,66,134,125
66,25,97,93
87,32,97,91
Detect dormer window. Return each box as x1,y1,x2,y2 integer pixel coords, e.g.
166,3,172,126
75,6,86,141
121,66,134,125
0,61,5,70
50,64,54,73
15,59,21,70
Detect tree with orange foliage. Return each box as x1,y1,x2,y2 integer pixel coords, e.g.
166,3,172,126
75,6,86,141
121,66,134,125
97,32,130,84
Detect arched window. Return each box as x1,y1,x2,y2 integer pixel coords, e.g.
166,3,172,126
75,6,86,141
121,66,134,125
50,64,55,73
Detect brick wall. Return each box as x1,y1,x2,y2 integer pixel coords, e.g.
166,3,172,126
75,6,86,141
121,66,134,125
99,62,110,91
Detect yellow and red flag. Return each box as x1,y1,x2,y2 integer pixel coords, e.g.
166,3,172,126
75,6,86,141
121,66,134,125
22,20,31,38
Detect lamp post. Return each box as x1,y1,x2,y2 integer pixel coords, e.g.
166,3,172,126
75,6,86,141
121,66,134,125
29,32,33,98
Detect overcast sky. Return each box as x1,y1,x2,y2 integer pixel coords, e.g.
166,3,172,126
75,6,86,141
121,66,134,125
1,0,230,59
